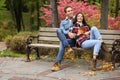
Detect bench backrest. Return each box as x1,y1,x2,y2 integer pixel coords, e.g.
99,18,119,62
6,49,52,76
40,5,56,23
39,27,120,47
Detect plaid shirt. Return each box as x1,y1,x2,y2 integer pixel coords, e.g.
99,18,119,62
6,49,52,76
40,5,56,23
71,23,90,47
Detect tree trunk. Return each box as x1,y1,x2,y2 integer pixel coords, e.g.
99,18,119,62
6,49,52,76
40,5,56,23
7,0,15,22
50,0,58,27
100,0,109,29
36,0,40,29
115,0,119,17
12,0,22,32
30,2,35,31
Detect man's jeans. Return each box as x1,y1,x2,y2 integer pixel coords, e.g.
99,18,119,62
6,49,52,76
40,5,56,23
56,29,75,63
81,27,102,55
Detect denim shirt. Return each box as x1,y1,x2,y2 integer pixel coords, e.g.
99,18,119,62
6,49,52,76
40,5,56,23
60,18,73,35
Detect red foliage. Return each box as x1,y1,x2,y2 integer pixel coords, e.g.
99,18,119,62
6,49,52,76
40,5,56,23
40,0,120,30
108,17,120,30
40,0,99,26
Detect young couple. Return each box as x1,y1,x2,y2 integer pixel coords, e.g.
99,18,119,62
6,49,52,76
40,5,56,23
51,6,108,71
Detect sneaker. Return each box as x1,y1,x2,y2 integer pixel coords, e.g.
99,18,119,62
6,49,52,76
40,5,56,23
51,62,61,71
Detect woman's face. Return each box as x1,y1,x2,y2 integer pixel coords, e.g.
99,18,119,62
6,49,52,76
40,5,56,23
77,13,83,23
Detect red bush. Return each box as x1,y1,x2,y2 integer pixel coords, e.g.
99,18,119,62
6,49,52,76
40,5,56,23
40,0,120,30
40,0,99,27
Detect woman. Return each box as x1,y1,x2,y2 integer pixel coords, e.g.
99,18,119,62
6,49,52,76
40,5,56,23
72,12,104,71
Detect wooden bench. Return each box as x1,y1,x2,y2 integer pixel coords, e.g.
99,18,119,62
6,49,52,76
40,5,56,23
26,27,120,65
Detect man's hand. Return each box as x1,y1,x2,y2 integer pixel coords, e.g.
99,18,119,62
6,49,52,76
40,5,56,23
68,32,75,38
84,31,90,37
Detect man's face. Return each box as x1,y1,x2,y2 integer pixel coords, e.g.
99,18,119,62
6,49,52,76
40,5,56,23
65,7,73,18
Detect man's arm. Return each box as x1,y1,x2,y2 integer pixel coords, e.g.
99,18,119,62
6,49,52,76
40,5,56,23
60,21,69,35
60,20,75,39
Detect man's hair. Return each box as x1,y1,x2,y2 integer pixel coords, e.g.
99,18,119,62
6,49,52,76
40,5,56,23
64,6,72,13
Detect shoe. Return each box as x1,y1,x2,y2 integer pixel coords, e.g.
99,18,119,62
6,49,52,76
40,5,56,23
91,59,97,71
101,42,109,52
51,62,61,71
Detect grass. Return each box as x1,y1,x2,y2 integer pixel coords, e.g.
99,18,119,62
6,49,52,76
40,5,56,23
0,50,25,57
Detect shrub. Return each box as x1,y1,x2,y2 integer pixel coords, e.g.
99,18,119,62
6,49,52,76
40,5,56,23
108,17,120,30
5,32,35,53
0,20,17,41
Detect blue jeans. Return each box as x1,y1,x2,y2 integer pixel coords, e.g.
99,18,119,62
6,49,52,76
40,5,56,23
56,29,76,63
81,27,102,56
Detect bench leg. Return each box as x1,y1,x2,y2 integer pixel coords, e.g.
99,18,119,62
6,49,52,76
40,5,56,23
35,47,40,60
26,46,31,62
111,52,118,69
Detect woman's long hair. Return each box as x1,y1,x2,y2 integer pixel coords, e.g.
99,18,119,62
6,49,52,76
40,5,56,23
73,12,91,30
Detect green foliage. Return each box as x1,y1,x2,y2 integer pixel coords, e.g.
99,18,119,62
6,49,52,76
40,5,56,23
0,0,6,10
0,20,17,41
5,32,35,53
0,49,25,57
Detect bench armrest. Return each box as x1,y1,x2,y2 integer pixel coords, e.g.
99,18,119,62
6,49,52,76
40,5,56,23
26,35,39,44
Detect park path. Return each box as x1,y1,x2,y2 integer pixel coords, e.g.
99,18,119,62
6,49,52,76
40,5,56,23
0,57,120,80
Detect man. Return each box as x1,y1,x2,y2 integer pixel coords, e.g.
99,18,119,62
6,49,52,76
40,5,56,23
51,6,76,71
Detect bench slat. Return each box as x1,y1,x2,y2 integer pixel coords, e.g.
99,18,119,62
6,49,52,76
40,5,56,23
39,32,120,39
40,28,120,34
102,35,120,40
38,37,114,45
99,30,120,35
40,27,57,32
39,37,59,41
39,32,57,37
28,43,59,48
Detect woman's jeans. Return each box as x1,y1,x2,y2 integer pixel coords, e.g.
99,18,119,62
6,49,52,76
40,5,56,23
56,29,75,63
81,26,102,56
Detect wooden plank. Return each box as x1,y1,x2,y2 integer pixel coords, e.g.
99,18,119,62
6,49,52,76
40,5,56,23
40,27,57,32
40,28,120,34
39,32,57,37
102,35,120,40
104,40,114,45
38,33,120,39
28,43,59,48
39,37,59,41
99,29,120,35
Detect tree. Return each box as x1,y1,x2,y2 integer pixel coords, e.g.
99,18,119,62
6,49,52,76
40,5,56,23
115,0,119,17
100,0,109,29
50,0,58,27
36,0,40,29
6,0,24,32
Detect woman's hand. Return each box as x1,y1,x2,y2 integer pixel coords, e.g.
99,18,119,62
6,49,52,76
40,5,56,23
84,31,90,35
68,32,75,38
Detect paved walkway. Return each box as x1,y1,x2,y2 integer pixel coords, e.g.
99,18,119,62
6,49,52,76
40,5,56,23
0,57,120,80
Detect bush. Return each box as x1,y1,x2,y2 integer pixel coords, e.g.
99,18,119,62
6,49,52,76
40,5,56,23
0,20,17,41
5,32,35,53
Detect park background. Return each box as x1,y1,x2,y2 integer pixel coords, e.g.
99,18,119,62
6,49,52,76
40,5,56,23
0,0,120,58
